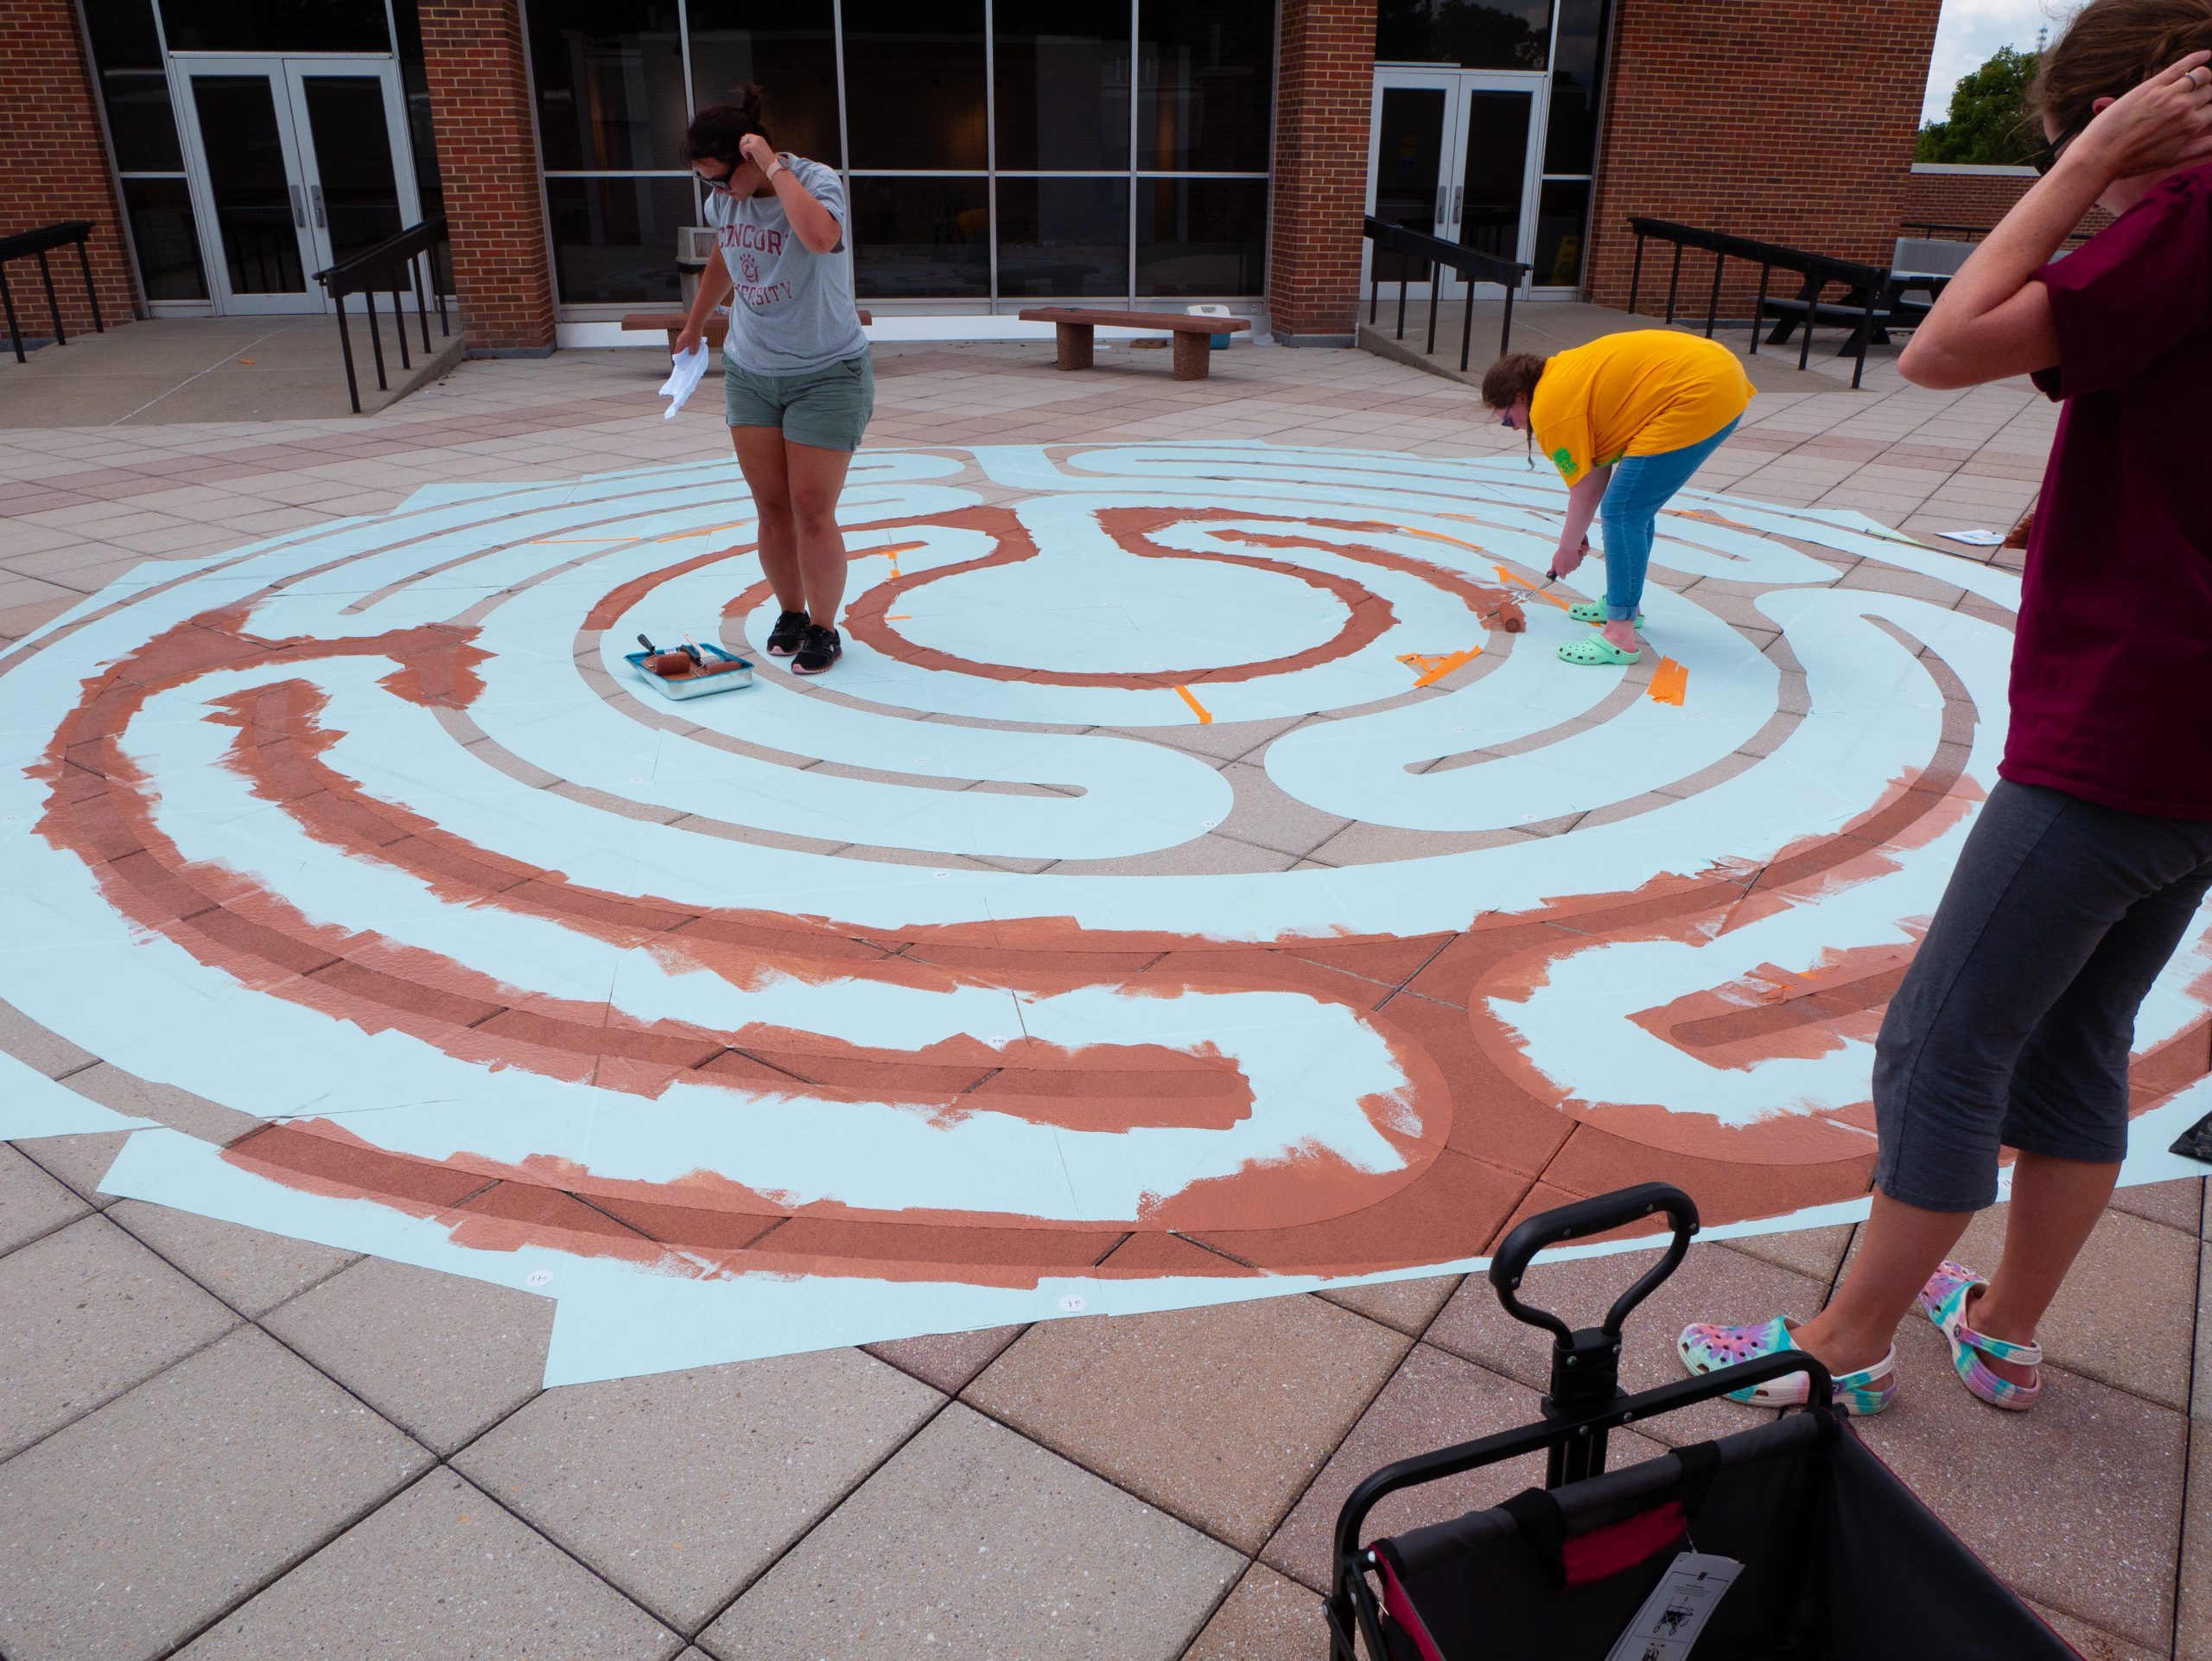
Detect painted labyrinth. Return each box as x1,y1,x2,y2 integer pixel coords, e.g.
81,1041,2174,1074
3,442,2207,1384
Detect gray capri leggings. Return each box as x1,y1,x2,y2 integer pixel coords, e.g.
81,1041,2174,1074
1873,779,2212,1212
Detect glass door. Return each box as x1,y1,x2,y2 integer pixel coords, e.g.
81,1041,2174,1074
175,57,419,315
1442,78,1541,301
1364,68,1544,305
1364,72,1457,305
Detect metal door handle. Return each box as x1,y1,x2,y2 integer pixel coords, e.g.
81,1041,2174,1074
1453,186,1464,222
1436,185,1447,225
289,187,306,227
310,186,327,228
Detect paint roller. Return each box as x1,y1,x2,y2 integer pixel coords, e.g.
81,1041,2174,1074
636,633,744,679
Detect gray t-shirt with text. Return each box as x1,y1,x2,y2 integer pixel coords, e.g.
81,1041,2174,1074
704,155,867,376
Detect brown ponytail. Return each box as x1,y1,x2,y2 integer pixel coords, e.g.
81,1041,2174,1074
684,85,774,164
2032,0,2212,136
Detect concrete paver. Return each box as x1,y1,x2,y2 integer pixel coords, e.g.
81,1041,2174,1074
173,1469,683,1661
701,1403,1242,1661
263,1257,556,1455
1182,1562,1327,1661
455,1351,941,1629
965,1295,1410,1553
0,1213,238,1458
0,1327,430,1661
107,1199,358,1320
0,1143,88,1255
2179,1435,2212,1661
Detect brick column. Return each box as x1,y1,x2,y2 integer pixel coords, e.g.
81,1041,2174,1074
0,0,140,338
1268,0,1376,346
418,0,556,355
1582,0,1943,314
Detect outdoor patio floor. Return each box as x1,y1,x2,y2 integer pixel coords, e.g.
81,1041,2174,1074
0,326,2203,1661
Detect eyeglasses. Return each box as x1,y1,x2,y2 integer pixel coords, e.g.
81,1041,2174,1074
2033,115,2088,175
697,166,738,194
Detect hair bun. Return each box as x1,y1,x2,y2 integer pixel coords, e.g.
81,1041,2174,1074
733,82,766,118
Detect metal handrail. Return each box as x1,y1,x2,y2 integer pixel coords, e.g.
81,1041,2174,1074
1624,215,1893,389
313,216,453,414
0,220,105,364
1361,215,1533,372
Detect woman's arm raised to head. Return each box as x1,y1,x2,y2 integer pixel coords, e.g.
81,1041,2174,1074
741,134,843,255
1902,49,2212,390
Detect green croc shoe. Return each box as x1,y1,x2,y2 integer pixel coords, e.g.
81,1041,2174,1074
1558,634,1640,666
1567,601,1641,627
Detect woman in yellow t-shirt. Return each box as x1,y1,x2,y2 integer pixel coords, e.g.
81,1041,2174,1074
1481,331,1753,666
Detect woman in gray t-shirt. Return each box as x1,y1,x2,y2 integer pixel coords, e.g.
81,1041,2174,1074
675,90,873,676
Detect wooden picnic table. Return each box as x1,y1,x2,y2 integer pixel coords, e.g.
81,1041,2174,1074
1014,307,1252,380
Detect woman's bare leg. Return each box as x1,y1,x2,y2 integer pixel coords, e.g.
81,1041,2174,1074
731,424,804,615
781,439,855,627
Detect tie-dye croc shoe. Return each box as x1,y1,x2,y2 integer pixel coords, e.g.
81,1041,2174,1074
1917,1261,2041,1411
1676,1316,1898,1416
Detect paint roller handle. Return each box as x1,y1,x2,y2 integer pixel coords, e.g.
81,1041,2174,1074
1488,1182,1700,1345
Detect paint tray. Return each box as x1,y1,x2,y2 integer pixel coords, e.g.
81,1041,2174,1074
624,643,753,698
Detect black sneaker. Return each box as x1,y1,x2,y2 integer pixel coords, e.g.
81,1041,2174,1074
791,623,842,675
765,609,810,657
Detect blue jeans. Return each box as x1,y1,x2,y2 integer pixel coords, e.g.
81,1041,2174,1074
1599,416,1739,621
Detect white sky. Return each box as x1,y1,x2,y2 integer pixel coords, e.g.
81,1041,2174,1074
1923,0,2074,122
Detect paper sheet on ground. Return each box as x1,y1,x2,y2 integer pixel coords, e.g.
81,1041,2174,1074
657,342,709,420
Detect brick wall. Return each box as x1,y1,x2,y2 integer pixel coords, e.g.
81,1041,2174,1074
1900,163,2113,239
1584,0,1943,315
418,0,555,354
0,0,138,339
1268,0,1376,342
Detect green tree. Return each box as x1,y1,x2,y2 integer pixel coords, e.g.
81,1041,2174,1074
1917,45,2043,165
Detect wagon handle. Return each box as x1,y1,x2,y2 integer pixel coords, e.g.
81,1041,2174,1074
1488,1182,1700,1345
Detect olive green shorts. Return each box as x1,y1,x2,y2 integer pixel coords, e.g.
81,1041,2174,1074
723,352,875,453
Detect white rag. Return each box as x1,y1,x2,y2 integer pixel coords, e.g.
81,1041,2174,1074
657,341,709,420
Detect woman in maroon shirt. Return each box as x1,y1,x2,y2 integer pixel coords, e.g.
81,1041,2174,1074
1681,0,2212,1417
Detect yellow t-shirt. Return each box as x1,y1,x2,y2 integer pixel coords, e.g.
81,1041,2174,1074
1529,331,1753,487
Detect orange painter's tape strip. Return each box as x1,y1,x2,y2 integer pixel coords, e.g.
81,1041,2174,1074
1493,564,1573,608
1648,657,1689,706
1173,684,1213,724
1401,647,1482,689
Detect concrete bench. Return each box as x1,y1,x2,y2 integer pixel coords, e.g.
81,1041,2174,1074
621,309,871,353
1014,307,1252,380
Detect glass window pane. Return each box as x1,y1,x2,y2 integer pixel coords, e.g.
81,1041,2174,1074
525,0,688,172
1533,176,1589,286
1371,86,1445,282
103,70,184,172
685,0,842,169
994,0,1129,172
849,176,988,298
1136,177,1263,296
121,178,209,300
1376,0,1552,71
1458,89,1530,260
188,74,306,295
1136,0,1273,172
1544,0,1609,174
158,0,389,53
80,0,162,69
544,175,692,303
996,177,1128,298
301,77,404,266
843,0,986,170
